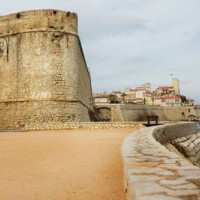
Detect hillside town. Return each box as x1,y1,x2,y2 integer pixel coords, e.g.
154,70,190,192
94,78,195,106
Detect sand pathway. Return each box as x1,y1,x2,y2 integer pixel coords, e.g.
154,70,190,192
0,129,133,200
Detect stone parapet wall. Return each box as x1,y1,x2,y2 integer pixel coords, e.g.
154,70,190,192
170,133,200,168
0,122,144,131
96,104,200,121
117,104,198,121
153,122,200,168
121,123,200,200
153,122,197,143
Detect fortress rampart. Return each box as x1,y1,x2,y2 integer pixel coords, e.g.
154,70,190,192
96,104,200,122
121,122,200,199
0,10,93,130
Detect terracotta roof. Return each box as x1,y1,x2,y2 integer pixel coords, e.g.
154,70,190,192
165,96,181,100
94,95,109,98
158,86,174,91
153,96,181,100
112,91,122,94
130,89,137,92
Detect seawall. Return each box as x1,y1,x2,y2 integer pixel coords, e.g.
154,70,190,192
96,104,200,121
169,132,200,168
121,122,200,199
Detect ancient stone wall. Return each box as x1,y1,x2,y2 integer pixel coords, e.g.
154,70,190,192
0,122,144,131
0,10,93,130
96,104,199,122
121,123,200,200
169,132,200,168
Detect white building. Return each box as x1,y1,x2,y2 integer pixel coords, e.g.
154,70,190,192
93,94,109,104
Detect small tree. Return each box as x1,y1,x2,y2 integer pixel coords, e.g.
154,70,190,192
108,94,117,103
180,95,188,104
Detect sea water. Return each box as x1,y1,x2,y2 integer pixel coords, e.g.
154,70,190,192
197,122,200,132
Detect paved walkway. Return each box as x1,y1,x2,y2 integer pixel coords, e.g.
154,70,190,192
122,127,200,200
0,129,133,200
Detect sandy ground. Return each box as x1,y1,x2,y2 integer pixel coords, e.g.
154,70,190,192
0,129,134,200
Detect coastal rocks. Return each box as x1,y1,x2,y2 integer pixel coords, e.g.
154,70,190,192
170,133,200,167
121,123,200,200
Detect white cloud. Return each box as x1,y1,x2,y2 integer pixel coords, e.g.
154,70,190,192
1,0,200,103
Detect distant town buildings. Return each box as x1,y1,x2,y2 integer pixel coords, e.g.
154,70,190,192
93,94,109,104
93,78,195,107
172,78,180,95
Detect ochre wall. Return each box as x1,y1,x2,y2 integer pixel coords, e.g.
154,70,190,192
96,104,200,122
113,104,195,121
0,10,93,130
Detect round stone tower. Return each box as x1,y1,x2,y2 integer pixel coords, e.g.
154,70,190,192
172,78,180,95
0,10,94,130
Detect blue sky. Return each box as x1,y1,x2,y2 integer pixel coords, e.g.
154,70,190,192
1,0,200,103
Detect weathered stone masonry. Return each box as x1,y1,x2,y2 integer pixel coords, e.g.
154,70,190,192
0,10,93,130
121,123,200,200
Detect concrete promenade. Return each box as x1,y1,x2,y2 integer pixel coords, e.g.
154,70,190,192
0,129,133,200
122,125,200,200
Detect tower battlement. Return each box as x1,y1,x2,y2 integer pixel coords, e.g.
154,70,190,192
0,10,78,36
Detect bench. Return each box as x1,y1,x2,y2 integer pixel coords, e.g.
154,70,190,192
147,116,158,125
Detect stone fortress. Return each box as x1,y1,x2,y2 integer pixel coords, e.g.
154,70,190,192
0,9,199,130
0,10,94,130
0,10,200,199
